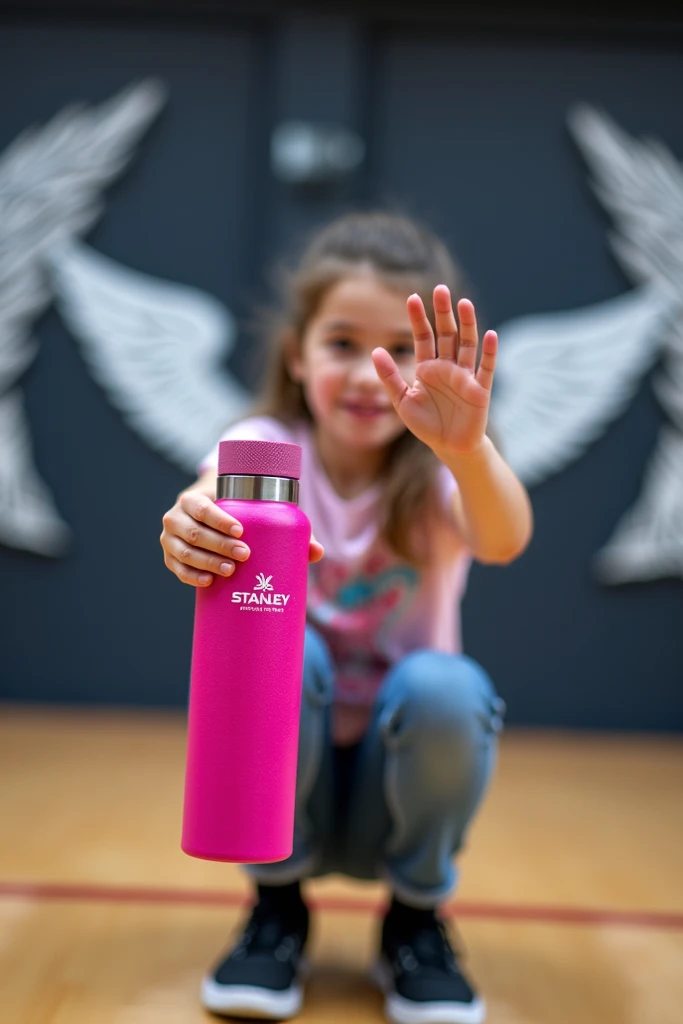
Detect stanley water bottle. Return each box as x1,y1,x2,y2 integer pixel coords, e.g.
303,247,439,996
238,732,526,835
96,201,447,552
181,439,311,863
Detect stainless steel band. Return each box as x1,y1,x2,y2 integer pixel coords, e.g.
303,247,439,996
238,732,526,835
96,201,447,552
216,474,299,504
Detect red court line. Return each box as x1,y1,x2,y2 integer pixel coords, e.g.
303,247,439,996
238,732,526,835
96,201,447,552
1,881,681,930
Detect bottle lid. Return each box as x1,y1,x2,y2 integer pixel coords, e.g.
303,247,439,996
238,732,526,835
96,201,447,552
218,439,302,480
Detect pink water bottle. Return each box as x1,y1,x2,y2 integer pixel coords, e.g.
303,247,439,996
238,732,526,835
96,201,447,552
181,439,311,863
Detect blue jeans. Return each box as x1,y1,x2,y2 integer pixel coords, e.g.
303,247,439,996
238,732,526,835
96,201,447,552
247,627,505,907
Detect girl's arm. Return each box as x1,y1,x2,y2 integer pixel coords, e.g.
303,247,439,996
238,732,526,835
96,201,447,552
436,437,533,565
372,284,533,565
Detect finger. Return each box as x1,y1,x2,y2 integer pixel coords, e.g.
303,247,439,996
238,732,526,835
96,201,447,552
309,535,324,563
165,533,236,578
475,330,498,391
456,298,479,373
179,489,244,538
164,552,216,588
433,284,458,361
171,511,251,562
407,293,436,362
372,347,408,409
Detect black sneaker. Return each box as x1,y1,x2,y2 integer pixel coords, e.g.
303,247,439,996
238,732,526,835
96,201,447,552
201,897,309,1019
373,906,485,1024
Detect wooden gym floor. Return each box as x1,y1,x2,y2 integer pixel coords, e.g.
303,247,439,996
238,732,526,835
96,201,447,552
0,705,681,1024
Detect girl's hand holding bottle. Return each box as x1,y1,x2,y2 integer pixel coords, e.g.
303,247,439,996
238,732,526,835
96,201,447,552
161,479,324,588
372,285,497,461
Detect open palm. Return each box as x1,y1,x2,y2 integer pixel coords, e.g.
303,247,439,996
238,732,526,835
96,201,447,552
372,285,498,457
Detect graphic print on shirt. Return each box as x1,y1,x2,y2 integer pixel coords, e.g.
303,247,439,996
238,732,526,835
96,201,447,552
308,551,420,706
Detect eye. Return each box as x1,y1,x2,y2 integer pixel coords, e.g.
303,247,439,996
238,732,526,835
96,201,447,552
327,337,354,352
391,343,415,359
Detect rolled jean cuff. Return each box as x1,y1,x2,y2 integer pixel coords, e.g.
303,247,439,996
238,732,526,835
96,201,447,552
245,851,320,886
380,864,457,909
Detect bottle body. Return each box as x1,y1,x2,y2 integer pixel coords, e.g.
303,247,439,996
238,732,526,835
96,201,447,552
181,496,311,863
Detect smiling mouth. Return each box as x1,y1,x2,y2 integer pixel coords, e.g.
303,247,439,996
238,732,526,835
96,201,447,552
341,402,392,418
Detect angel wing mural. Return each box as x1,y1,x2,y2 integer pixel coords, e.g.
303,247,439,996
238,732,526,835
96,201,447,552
569,107,683,583
594,320,683,583
490,284,672,487
0,78,167,555
46,241,249,473
0,77,249,557
490,105,683,583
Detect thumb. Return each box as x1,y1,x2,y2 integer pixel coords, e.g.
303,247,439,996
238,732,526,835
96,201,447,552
309,533,324,563
372,348,408,410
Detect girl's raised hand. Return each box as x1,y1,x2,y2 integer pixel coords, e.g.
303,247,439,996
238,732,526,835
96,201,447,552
372,285,497,458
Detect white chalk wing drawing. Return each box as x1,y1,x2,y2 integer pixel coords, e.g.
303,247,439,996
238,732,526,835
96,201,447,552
0,390,70,554
490,284,673,488
46,241,250,474
0,78,166,554
570,105,683,582
594,321,683,583
567,103,683,301
653,324,683,431
490,105,683,582
594,425,683,583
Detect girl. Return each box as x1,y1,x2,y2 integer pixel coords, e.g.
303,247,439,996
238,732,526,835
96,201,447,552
160,210,533,1024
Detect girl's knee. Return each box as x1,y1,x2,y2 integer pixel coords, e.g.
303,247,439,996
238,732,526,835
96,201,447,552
382,651,504,740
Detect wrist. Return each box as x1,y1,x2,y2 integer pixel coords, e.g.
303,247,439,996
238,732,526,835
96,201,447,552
433,435,493,469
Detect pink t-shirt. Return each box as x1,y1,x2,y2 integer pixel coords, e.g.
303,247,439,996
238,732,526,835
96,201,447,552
199,416,472,745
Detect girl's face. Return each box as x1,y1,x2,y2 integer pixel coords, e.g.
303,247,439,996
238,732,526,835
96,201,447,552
289,271,416,454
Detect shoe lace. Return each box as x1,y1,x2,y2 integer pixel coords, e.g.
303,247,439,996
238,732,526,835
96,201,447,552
398,918,463,975
236,902,303,957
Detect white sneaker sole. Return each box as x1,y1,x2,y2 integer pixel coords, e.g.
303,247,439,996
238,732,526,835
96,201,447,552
201,978,303,1019
372,959,486,1024
201,959,308,1020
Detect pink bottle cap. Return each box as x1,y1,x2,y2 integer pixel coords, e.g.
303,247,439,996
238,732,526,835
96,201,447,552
218,439,302,480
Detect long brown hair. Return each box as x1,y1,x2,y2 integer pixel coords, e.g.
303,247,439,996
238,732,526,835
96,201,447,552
248,209,473,566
